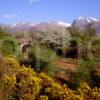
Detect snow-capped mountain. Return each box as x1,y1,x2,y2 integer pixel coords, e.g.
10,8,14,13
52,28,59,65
71,16,100,35
72,16,99,27
3,21,71,33
6,21,70,28
1,17,100,35
6,22,37,29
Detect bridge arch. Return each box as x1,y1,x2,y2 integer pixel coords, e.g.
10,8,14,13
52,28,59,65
22,44,32,53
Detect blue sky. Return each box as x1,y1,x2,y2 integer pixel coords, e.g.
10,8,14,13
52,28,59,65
0,0,100,24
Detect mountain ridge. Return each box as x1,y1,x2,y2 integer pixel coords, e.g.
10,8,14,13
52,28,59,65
0,16,100,35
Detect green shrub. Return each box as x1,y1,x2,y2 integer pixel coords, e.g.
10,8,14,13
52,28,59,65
28,45,57,71
0,37,19,56
16,49,24,62
74,59,96,87
0,27,19,56
92,38,100,58
46,63,64,77
0,27,11,39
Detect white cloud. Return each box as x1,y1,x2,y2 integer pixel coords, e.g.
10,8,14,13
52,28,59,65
3,14,18,19
30,0,40,3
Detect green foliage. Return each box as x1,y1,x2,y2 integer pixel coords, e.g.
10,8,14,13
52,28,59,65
67,25,97,60
0,27,19,56
46,64,64,77
28,44,57,71
74,59,96,86
0,27,11,39
29,45,56,63
84,23,96,37
16,49,24,62
93,38,100,46
28,44,63,76
0,37,19,55
92,38,100,58
67,26,80,37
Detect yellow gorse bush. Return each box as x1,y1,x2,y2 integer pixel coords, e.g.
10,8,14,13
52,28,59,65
76,82,100,100
38,95,49,100
0,75,17,100
0,56,100,100
2,75,16,86
0,56,20,100
17,67,43,100
3,56,20,76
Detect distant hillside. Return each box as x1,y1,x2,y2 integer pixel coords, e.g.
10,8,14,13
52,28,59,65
0,17,100,47
1,21,71,47
72,17,100,35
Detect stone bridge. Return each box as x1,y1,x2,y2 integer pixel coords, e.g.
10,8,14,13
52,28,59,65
18,38,33,53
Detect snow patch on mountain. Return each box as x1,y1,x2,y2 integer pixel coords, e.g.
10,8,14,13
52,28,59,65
77,17,91,23
7,22,36,28
57,21,71,27
90,17,99,22
44,21,71,27
77,16,99,23
72,16,100,27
